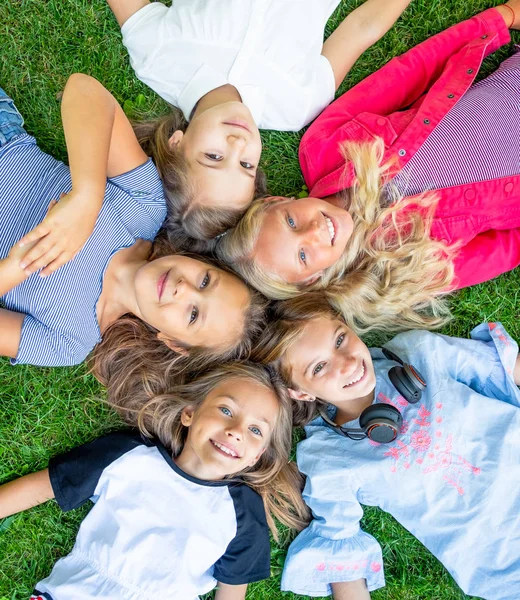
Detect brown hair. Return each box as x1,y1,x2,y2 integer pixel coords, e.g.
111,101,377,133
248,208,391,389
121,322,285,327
217,138,457,332
253,294,348,427
91,236,268,407
109,362,311,538
134,109,267,249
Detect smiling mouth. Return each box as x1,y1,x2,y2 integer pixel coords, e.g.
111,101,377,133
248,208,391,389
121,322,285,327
210,439,240,458
157,270,170,300
324,214,336,245
343,362,366,388
223,120,251,134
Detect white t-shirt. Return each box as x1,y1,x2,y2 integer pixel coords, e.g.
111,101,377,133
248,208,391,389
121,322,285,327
34,431,271,600
121,0,340,131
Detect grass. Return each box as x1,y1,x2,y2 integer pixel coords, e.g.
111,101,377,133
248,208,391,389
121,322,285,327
0,0,519,597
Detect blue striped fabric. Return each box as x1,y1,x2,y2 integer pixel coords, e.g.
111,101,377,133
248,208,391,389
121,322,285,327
393,50,520,196
0,134,167,367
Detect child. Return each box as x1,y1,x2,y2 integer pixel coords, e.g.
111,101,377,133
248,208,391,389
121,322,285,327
106,0,414,242
254,294,520,599
0,362,310,599
0,77,265,368
217,3,520,332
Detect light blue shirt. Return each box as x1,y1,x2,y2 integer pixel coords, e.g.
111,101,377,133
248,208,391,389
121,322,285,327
282,323,520,600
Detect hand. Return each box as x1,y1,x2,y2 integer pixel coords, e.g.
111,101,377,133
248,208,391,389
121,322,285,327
497,1,520,29
16,189,100,277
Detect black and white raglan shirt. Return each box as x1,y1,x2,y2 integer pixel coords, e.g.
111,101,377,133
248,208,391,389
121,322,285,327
33,430,271,599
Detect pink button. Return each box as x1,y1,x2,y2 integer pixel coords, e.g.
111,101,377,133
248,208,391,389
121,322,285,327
377,117,386,126
505,182,514,193
464,189,476,200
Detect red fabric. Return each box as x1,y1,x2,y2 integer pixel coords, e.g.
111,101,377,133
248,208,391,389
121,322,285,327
299,8,519,289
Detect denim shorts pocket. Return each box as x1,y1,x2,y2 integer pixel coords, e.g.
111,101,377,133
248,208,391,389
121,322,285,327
0,87,26,146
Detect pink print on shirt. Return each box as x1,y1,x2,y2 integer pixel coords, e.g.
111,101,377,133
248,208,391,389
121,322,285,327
377,392,480,495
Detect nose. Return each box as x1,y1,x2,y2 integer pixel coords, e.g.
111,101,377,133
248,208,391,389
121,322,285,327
227,133,248,153
336,354,356,376
226,422,243,441
304,219,328,247
172,277,196,298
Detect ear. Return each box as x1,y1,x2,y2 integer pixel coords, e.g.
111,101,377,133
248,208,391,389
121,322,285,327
249,446,267,467
287,388,316,402
168,130,184,149
180,405,196,427
157,333,190,356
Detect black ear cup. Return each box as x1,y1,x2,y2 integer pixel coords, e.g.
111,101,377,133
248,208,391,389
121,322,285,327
359,404,403,443
384,349,426,404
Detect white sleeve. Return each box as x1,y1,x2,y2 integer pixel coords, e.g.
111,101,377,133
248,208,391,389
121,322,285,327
281,431,385,597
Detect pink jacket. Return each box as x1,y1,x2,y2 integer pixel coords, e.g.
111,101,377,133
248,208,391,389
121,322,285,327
299,8,519,289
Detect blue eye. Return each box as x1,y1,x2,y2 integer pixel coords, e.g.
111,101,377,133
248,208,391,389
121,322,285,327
200,272,210,289
287,216,296,228
220,407,232,416
336,333,345,349
189,307,198,324
249,426,262,436
299,249,306,264
312,363,325,376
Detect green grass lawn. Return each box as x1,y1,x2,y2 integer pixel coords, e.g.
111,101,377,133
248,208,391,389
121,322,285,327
0,0,519,598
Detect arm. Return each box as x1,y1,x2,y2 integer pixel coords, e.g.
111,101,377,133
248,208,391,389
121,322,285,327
323,0,413,91
514,354,520,386
309,7,511,129
281,434,384,596
106,0,149,27
0,308,25,359
0,470,54,519
332,579,371,600
214,583,247,600
16,73,148,276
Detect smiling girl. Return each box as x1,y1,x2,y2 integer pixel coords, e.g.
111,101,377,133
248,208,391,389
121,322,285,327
0,75,265,368
217,3,520,332
254,295,520,599
106,0,414,244
0,363,310,599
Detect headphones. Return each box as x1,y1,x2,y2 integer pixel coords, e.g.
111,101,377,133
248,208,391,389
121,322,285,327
319,348,426,444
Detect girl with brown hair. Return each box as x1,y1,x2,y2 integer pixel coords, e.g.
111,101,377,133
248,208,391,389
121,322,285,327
0,75,266,370
254,294,520,599
0,363,310,599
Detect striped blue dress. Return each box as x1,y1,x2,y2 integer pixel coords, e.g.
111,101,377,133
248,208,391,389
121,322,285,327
0,132,166,367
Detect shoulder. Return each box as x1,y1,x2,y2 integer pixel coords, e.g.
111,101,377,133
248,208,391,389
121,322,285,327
227,482,267,526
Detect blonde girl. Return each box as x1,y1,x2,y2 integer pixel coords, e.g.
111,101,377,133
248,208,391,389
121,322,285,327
217,4,520,333
254,294,520,599
0,76,266,368
106,0,414,243
0,363,309,599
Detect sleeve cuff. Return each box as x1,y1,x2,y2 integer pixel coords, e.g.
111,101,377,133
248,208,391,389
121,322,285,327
480,7,512,46
281,527,385,596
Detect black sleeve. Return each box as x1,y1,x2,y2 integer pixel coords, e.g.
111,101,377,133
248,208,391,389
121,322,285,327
49,430,147,511
213,484,271,585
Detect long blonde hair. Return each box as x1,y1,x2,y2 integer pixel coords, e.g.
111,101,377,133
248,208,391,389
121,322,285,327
91,236,268,406
217,138,458,332
134,109,267,249
109,362,311,538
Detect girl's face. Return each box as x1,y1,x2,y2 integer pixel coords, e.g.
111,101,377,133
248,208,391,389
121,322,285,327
134,255,251,351
253,197,353,285
178,376,280,480
171,102,262,211
284,315,376,405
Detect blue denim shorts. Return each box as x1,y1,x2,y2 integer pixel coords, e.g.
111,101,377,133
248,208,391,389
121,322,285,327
0,86,26,147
